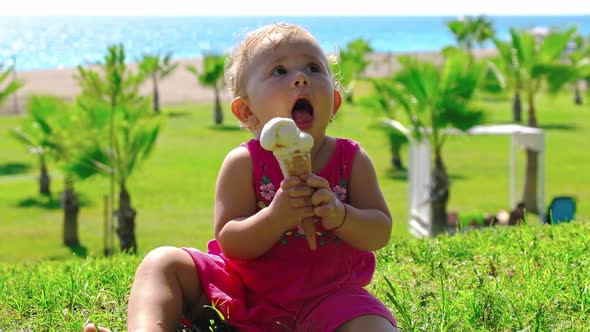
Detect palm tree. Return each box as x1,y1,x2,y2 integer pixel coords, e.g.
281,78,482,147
12,95,65,196
75,44,162,254
447,15,496,60
330,38,373,103
139,53,178,113
12,95,83,246
187,54,225,125
360,78,409,170
384,50,490,236
568,34,590,105
0,65,23,111
493,39,524,122
497,27,578,213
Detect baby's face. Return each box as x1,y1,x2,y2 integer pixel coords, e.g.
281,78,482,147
242,31,338,144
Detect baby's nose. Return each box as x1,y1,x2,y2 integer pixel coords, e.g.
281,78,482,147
291,73,308,87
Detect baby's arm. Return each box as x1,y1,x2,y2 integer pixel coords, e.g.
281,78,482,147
214,146,315,260
308,147,392,251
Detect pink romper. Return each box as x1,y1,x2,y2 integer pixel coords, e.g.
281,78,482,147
183,138,397,331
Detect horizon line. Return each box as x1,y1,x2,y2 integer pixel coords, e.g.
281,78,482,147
1,13,589,17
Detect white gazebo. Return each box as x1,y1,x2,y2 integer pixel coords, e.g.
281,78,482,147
408,124,545,238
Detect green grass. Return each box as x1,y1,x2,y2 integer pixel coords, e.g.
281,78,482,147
1,93,588,261
1,221,588,331
1,92,589,329
373,221,590,331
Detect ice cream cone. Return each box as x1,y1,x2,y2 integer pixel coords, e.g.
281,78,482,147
277,151,311,178
277,151,317,251
260,118,317,251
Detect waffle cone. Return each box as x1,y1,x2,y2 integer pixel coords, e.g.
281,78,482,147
277,151,317,250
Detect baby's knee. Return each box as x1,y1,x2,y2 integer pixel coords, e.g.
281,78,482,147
139,246,192,271
82,323,110,332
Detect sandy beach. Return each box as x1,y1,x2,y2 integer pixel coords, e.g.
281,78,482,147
2,58,216,114
1,49,498,114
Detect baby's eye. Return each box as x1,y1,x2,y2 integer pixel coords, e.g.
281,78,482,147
306,63,321,73
271,66,287,76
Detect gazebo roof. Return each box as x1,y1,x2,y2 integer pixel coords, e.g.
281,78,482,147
466,124,544,152
467,124,543,135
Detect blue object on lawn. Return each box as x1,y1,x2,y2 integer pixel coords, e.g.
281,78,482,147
545,196,576,224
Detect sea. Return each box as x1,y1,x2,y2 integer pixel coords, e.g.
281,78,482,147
0,15,588,71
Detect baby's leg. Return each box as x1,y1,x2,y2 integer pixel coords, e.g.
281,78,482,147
127,246,206,331
300,286,397,332
335,314,399,332
83,324,110,332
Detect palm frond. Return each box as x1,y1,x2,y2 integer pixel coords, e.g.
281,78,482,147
538,27,577,63
0,65,23,107
66,145,111,180
534,63,586,94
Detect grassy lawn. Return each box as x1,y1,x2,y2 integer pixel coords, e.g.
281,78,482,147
1,221,588,331
1,91,589,330
1,92,589,261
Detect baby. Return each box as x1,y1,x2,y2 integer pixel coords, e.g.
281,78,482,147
86,22,398,332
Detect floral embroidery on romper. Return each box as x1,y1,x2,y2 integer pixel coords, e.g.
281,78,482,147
257,165,275,209
256,149,351,247
333,164,349,203
286,164,350,247
332,178,347,202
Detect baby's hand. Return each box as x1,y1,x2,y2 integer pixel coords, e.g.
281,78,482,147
268,176,316,230
305,174,346,230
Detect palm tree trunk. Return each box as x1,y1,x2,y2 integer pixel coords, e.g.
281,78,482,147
388,134,404,170
522,93,538,213
391,147,403,170
512,91,522,123
109,95,117,256
116,184,137,253
574,83,582,105
214,84,223,125
431,149,449,236
62,174,80,246
39,156,51,196
346,91,354,104
152,74,160,113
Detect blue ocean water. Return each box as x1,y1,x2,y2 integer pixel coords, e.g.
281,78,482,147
0,15,588,71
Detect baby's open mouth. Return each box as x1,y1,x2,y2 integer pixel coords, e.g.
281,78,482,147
291,98,314,129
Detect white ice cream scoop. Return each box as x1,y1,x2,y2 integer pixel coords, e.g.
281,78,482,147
260,118,314,158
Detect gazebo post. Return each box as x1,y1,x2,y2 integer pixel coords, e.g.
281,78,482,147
510,134,517,209
408,139,432,238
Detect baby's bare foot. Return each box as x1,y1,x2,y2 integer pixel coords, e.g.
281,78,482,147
83,323,111,332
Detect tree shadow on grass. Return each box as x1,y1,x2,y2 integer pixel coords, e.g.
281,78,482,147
387,168,468,182
209,124,243,132
539,123,578,131
387,168,408,181
47,244,90,260
16,194,91,210
17,197,62,209
448,173,468,181
67,244,89,258
0,162,31,175
166,110,190,118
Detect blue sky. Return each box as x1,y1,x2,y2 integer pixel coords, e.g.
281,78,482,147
2,0,589,16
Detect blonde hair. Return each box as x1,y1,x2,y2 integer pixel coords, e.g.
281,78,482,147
224,22,337,98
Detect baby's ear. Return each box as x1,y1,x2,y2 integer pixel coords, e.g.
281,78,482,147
231,96,258,129
231,96,252,123
332,90,342,117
